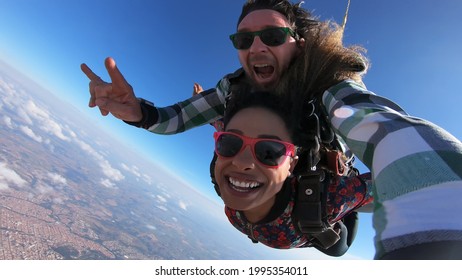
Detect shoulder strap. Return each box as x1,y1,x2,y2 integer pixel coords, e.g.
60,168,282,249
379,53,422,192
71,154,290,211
292,100,345,250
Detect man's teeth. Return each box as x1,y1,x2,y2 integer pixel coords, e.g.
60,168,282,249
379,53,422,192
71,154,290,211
229,177,260,189
254,64,273,76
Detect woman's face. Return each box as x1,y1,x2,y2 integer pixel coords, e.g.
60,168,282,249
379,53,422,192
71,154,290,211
214,106,297,222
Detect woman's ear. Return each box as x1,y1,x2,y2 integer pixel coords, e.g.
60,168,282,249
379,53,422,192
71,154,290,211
288,156,299,174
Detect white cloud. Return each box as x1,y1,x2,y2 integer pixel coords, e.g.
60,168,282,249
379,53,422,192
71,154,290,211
17,107,33,125
0,182,8,190
19,125,43,143
24,100,70,141
73,137,125,183
0,78,15,96
99,160,124,181
100,178,116,188
131,166,141,177
121,163,130,171
39,118,70,141
146,224,157,231
156,205,168,212
1,77,130,189
2,91,70,142
156,195,167,203
44,139,55,153
142,174,153,185
47,172,67,186
0,162,27,189
178,200,188,211
2,116,13,129
25,99,49,119
121,163,141,178
1,87,70,142
36,183,53,194
65,125,77,138
74,138,95,154
0,80,20,110
156,182,167,192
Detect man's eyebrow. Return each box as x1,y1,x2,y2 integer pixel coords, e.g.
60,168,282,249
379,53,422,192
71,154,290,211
237,25,287,32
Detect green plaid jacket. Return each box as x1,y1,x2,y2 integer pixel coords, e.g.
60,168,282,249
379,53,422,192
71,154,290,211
142,76,462,259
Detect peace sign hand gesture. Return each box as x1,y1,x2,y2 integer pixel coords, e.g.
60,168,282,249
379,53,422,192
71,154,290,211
81,57,143,122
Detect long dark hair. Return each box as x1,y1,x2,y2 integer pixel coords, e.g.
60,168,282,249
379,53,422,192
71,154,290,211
235,0,367,113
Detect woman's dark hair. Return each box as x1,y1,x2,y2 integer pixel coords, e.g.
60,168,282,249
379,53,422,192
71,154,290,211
224,90,297,142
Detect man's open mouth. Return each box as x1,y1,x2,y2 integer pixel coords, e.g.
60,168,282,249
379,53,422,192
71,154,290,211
254,64,274,79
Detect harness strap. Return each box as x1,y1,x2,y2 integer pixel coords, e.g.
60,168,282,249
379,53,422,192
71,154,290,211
295,169,340,249
293,105,341,249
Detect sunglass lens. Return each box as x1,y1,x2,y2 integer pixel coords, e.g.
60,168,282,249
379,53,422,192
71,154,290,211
217,134,243,157
261,28,287,46
232,33,254,50
255,141,286,166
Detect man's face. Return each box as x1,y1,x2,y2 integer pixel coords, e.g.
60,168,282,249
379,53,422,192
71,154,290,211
237,9,300,90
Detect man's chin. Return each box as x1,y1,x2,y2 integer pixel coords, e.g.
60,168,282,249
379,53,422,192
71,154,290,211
251,76,278,91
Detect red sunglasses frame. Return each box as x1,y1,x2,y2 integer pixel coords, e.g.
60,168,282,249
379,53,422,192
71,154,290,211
213,131,296,168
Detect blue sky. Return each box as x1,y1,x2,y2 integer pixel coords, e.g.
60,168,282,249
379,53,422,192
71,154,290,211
1,0,461,260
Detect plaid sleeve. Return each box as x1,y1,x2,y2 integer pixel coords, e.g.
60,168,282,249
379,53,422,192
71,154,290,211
146,78,230,135
323,80,462,259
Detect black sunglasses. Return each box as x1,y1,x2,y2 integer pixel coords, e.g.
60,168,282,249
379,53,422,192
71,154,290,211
229,27,296,50
214,131,295,168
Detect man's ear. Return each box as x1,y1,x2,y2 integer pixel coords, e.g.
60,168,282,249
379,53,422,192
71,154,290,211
297,38,305,49
295,38,305,57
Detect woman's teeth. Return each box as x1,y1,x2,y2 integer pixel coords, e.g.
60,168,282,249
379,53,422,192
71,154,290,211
229,177,261,191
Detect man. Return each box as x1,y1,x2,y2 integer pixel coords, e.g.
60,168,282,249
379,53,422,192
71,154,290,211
81,0,462,259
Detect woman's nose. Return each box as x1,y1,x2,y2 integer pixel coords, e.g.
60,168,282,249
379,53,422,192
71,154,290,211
231,145,255,170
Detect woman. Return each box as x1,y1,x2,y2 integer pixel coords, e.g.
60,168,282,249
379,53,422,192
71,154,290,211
213,91,372,256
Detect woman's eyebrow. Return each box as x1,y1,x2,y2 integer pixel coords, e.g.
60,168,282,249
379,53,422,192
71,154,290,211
226,129,283,141
226,129,243,134
258,134,282,140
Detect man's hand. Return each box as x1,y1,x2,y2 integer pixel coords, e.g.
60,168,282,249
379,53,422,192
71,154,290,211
192,82,204,96
81,57,143,122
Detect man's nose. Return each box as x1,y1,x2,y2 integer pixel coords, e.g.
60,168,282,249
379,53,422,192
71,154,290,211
249,35,268,53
